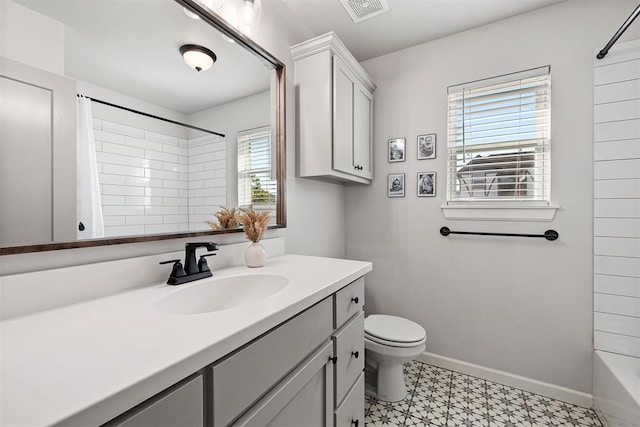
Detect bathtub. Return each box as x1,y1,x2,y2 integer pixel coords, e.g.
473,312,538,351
593,351,640,427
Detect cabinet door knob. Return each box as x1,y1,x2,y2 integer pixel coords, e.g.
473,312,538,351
351,351,359,359
351,296,359,304
351,419,359,427
329,356,338,364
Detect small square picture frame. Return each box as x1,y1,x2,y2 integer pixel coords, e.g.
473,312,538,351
417,172,436,197
417,133,436,160
388,173,405,197
388,138,406,162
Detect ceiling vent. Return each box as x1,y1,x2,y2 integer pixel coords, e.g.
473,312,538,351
340,0,390,23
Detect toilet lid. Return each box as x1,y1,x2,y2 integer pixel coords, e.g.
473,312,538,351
364,314,426,344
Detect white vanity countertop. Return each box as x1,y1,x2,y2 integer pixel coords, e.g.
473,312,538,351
0,254,372,426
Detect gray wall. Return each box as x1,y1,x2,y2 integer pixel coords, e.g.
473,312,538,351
345,0,640,393
253,1,348,259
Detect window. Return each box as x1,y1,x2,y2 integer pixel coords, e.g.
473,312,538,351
446,67,551,207
237,126,276,213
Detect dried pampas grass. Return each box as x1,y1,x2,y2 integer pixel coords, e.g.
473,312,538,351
205,207,241,230
239,206,270,243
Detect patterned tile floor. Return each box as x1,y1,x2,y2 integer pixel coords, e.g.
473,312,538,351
365,361,603,427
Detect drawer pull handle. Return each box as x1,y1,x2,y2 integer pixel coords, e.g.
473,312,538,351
351,351,359,359
351,296,359,304
329,356,338,364
352,420,359,427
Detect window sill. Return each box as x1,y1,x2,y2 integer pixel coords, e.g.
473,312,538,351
441,204,559,221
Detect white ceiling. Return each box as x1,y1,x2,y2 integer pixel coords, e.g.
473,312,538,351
14,0,567,114
279,0,566,61
15,0,273,114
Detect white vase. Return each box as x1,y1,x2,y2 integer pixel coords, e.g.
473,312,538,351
245,241,266,268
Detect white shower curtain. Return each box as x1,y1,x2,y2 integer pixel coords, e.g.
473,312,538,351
76,96,104,239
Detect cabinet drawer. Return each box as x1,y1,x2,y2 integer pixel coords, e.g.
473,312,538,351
334,277,364,328
335,373,365,427
333,311,364,406
211,297,333,426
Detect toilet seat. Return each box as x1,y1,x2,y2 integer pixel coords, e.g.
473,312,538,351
365,315,426,348
365,333,426,348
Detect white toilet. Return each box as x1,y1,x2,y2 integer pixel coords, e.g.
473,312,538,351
364,314,427,402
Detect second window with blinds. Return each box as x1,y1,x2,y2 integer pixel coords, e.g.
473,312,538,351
445,66,553,220
237,126,277,219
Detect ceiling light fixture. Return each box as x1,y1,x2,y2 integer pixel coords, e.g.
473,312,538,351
183,0,224,20
238,0,262,36
179,44,217,72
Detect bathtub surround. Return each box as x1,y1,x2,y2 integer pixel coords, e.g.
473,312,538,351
592,38,640,427
592,38,640,359
346,0,640,397
594,351,640,427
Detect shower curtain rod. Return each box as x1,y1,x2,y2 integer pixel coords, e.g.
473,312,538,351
597,3,640,59
77,94,225,138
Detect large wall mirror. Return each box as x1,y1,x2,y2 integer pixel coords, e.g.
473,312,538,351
0,0,286,255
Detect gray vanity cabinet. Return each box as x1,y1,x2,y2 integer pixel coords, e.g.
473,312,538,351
214,278,366,427
335,375,365,427
332,278,365,427
101,277,366,427
210,297,333,426
104,374,204,427
233,341,334,426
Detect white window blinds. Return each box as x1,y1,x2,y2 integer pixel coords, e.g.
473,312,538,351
447,66,551,203
237,126,276,209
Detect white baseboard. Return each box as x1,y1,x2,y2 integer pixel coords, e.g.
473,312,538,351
594,408,613,427
417,352,593,408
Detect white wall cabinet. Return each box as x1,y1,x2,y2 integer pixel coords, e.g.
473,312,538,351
101,277,366,427
292,32,376,184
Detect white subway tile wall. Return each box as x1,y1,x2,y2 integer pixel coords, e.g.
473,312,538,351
188,134,227,232
93,119,226,237
593,42,640,359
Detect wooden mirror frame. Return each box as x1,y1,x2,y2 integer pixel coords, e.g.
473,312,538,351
0,0,286,256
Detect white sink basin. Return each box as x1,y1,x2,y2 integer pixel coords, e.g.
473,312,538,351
154,274,289,315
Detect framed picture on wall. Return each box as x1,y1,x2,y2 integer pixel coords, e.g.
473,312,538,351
417,172,436,197
388,138,406,162
388,173,405,197
417,133,436,160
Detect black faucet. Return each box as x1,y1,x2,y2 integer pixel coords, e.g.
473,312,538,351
160,242,219,285
184,242,218,275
